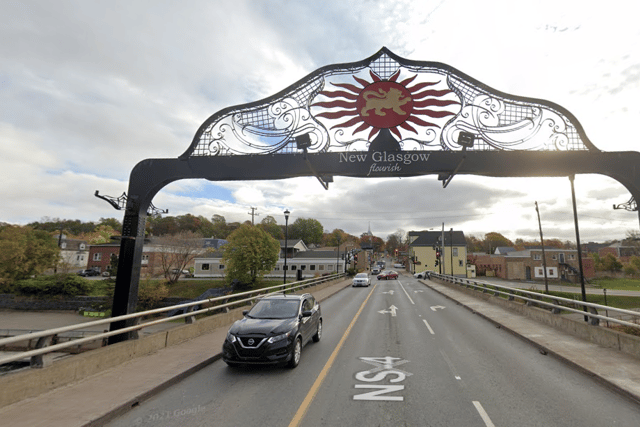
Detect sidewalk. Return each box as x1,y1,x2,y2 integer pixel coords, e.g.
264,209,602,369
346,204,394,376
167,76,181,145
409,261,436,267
0,280,353,427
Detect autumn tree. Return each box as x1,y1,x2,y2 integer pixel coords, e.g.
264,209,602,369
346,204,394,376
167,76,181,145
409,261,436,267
258,215,284,240
289,218,323,245
0,225,59,288
386,230,405,255
155,231,206,284
211,214,229,239
466,235,484,253
222,224,280,288
601,253,623,272
482,232,513,254
28,217,96,235
147,215,179,236
79,224,119,244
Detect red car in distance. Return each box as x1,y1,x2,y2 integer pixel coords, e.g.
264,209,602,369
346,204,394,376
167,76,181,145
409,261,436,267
377,270,398,280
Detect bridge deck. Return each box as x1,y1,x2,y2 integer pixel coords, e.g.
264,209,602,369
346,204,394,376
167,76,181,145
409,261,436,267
1,276,639,426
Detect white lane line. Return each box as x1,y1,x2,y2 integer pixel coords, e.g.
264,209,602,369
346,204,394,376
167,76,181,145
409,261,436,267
472,401,496,427
397,281,415,305
422,319,435,335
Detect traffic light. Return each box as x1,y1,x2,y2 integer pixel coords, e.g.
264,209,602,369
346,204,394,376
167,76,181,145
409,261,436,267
435,260,439,267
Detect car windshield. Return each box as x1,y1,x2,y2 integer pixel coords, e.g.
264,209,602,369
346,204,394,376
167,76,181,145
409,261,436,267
247,298,300,319
355,273,367,278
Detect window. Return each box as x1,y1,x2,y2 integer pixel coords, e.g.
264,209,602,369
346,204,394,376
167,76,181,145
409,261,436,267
202,263,210,271
60,242,67,249
302,298,313,312
291,265,297,271
533,254,541,260
319,265,325,271
552,254,557,260
569,254,576,260
328,265,334,271
452,248,458,257
310,265,316,271
218,264,225,270
93,253,101,261
301,265,306,270
459,260,463,267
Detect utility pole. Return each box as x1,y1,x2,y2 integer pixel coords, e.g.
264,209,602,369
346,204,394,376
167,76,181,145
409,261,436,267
535,201,549,293
248,207,260,225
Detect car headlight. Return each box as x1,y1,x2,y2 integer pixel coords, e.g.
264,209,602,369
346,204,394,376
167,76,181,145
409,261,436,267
226,331,237,343
268,331,291,344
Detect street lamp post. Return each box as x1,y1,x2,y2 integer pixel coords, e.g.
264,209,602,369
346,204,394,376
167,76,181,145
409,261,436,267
450,228,454,276
283,209,290,284
535,201,549,293
336,235,341,274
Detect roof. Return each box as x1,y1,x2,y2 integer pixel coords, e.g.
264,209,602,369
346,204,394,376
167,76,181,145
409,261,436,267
59,239,89,251
494,247,515,254
202,238,228,249
409,230,466,247
293,250,339,259
279,239,308,251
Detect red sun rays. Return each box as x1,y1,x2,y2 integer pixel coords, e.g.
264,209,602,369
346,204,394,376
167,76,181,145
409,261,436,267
312,70,460,140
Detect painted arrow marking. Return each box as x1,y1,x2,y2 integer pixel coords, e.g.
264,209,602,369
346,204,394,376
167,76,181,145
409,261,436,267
382,290,395,295
378,305,398,316
430,305,446,311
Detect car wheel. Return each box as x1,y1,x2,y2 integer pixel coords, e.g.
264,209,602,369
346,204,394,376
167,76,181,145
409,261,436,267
312,319,322,342
288,337,302,368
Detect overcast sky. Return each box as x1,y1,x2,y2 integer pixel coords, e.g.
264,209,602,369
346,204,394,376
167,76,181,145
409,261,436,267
2,0,639,244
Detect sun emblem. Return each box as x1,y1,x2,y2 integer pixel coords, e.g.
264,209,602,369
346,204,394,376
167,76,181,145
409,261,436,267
312,70,460,141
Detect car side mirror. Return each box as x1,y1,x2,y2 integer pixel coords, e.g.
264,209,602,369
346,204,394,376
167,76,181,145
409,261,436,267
301,310,313,317
242,310,249,316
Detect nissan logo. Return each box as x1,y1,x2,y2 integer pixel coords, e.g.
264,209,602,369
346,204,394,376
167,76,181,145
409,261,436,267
248,338,255,345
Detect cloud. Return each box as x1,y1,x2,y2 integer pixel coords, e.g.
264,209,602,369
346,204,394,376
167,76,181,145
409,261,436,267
0,0,638,247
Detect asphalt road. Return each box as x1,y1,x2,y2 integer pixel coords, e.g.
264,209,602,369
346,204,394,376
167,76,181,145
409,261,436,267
105,275,640,427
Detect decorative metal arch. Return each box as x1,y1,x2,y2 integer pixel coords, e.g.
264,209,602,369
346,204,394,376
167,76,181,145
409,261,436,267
184,47,596,157
108,47,640,343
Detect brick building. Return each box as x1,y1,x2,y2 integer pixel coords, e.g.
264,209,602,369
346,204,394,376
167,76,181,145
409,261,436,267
468,248,595,282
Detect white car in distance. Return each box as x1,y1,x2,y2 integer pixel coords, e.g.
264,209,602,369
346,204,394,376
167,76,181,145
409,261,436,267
414,270,429,279
352,272,371,287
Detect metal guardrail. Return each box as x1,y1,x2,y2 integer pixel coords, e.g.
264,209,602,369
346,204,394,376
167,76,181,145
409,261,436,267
429,273,640,330
0,273,346,369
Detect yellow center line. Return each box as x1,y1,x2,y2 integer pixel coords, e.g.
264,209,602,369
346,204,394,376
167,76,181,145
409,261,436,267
288,284,377,427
